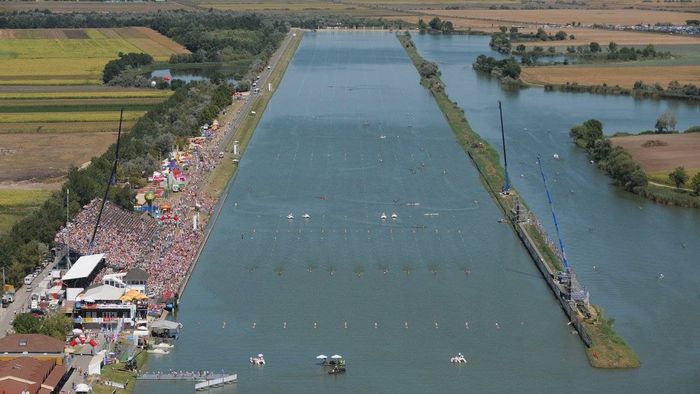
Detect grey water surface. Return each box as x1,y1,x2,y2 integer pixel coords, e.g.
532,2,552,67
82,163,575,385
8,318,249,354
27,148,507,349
137,32,699,393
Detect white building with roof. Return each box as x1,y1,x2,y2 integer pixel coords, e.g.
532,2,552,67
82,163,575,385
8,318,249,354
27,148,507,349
62,253,105,301
74,284,139,329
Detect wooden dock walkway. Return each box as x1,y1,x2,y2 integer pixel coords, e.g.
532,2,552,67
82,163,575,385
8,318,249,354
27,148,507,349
136,372,228,381
195,374,238,390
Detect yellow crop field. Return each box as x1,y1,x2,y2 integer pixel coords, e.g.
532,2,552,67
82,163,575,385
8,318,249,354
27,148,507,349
0,90,172,100
0,58,107,78
0,35,139,59
0,27,189,83
0,111,144,123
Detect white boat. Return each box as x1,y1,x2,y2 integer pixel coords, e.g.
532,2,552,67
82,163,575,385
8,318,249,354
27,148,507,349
147,348,170,355
154,342,174,349
287,213,294,220
450,353,467,364
302,213,311,219
380,212,387,220
424,213,439,217
391,213,398,220
553,153,560,160
250,354,266,365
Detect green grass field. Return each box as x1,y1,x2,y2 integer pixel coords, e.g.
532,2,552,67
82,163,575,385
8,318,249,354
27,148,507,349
0,188,55,234
0,121,135,134
648,168,700,187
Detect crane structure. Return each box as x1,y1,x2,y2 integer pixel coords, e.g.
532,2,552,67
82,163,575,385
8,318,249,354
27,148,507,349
536,155,588,305
89,108,124,250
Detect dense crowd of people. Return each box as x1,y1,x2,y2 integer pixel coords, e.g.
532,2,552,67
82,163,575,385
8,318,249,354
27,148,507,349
54,119,226,303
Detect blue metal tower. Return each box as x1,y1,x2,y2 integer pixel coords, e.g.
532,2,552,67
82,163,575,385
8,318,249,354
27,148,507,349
536,154,569,271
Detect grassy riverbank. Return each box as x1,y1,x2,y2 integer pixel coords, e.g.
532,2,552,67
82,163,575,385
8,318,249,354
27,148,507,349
398,32,639,369
90,350,147,394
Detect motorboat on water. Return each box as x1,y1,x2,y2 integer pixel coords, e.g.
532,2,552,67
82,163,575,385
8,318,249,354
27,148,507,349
250,354,266,365
450,353,467,364
303,213,311,220
287,213,294,220
380,212,387,221
147,348,170,355
391,212,398,220
327,356,346,374
406,202,420,206
153,342,174,349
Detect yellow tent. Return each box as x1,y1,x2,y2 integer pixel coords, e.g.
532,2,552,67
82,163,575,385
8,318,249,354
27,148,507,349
120,290,149,302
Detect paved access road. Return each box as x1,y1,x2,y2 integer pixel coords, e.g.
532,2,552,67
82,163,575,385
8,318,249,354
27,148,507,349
218,29,298,153
0,255,59,335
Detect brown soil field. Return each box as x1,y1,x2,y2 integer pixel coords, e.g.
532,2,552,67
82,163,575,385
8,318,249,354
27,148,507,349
405,11,700,45
421,9,700,26
0,1,193,13
521,65,700,88
0,132,117,181
122,27,189,54
610,133,700,173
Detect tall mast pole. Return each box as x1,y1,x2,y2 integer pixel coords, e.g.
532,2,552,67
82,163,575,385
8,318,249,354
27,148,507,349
66,188,71,268
90,108,123,250
498,101,511,193
537,154,569,271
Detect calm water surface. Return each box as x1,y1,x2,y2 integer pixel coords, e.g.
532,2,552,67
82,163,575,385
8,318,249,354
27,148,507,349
138,33,699,393
414,33,700,392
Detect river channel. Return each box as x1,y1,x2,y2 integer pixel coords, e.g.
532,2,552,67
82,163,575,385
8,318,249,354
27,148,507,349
138,32,699,393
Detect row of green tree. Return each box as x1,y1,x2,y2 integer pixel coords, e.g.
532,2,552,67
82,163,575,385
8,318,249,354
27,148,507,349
12,312,72,340
570,119,648,192
668,166,700,192
417,17,455,34
490,27,572,54
633,80,700,100
102,52,154,83
545,79,700,101
472,55,521,83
